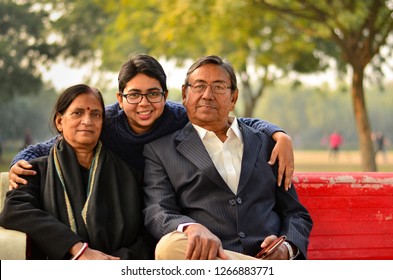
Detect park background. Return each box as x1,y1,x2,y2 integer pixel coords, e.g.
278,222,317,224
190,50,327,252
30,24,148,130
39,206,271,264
1,0,392,173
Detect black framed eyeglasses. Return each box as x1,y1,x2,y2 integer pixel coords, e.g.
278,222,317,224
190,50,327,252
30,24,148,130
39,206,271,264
187,82,232,94
122,91,164,104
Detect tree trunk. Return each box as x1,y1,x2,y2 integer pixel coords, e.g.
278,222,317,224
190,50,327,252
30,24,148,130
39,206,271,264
239,72,258,117
351,65,377,171
243,92,255,117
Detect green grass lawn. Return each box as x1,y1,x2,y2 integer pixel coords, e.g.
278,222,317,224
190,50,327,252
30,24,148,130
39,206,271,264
294,150,393,172
0,150,20,172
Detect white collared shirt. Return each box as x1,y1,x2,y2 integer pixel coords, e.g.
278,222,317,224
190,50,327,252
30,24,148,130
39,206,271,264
193,117,244,194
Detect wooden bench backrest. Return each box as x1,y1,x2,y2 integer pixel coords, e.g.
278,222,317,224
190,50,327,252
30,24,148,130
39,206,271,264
293,172,393,260
0,172,9,212
1,171,392,259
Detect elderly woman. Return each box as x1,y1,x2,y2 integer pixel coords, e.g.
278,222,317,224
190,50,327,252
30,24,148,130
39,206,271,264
0,84,152,260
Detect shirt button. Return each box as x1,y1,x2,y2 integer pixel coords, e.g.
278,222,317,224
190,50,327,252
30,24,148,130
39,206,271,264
239,232,246,238
229,199,236,206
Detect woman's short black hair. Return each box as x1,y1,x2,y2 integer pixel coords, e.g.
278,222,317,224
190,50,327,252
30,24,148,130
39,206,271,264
118,54,168,93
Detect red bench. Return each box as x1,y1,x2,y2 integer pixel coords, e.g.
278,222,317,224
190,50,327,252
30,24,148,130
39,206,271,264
1,171,392,260
293,172,393,260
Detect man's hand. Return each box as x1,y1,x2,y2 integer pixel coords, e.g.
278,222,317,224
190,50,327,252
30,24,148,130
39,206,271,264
183,224,228,260
8,160,37,190
259,235,289,260
268,132,294,190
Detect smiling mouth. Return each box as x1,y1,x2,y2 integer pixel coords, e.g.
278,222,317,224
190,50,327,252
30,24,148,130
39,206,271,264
137,110,153,115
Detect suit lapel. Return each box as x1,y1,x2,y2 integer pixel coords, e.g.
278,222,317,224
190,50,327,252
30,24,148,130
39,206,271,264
175,123,229,191
237,122,262,193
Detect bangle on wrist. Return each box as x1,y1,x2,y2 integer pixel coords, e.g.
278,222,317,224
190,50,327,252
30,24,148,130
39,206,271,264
71,242,89,260
283,241,299,260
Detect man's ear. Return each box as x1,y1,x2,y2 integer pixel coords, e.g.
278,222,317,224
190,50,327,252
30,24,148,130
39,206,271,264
230,90,239,108
181,85,187,106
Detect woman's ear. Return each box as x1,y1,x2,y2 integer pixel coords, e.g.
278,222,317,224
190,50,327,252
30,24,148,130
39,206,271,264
55,113,63,132
116,92,124,109
163,90,169,101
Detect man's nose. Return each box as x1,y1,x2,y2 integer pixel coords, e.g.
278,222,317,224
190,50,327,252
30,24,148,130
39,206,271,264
201,85,214,99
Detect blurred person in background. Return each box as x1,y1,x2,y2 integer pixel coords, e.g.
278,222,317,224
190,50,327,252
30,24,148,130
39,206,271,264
372,131,389,163
328,130,343,162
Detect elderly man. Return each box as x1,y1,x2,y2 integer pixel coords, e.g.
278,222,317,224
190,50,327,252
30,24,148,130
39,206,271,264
143,55,312,260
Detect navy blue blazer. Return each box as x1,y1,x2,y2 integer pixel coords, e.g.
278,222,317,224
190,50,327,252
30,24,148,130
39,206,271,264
143,120,312,259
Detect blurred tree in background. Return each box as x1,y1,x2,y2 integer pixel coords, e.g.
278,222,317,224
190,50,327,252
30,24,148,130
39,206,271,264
0,0,392,171
0,87,57,152
256,81,393,152
28,0,327,116
0,1,60,102
256,0,393,171
66,0,327,116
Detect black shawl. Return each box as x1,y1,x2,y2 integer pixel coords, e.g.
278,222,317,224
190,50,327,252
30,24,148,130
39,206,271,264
0,139,154,259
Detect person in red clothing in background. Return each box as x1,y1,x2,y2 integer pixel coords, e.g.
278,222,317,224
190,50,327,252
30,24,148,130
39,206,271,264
328,131,343,162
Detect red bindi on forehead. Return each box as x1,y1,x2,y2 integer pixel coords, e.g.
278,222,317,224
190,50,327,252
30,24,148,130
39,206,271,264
87,107,90,110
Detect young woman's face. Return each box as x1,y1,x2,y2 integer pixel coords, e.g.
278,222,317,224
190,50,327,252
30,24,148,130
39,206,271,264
117,73,168,134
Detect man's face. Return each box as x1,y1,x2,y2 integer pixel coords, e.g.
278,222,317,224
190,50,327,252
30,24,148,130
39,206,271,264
182,64,238,130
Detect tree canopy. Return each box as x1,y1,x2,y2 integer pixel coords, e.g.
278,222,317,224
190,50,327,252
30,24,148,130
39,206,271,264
256,0,393,171
1,0,392,171
4,1,313,112
46,0,328,116
0,1,60,102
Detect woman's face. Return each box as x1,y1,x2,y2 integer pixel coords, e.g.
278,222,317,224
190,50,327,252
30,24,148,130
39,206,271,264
117,73,168,134
55,93,103,151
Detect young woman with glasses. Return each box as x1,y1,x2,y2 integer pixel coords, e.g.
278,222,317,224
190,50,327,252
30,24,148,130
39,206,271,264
9,54,294,190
